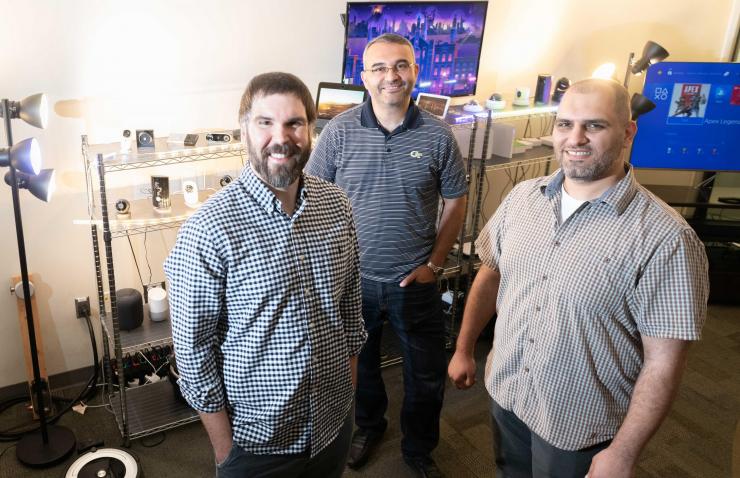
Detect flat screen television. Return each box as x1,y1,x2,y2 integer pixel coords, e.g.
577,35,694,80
342,1,489,98
630,61,740,171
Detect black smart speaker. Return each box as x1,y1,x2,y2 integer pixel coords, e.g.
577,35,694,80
116,288,144,331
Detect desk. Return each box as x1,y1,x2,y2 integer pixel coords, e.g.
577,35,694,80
644,184,740,242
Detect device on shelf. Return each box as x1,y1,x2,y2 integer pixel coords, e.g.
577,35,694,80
135,129,154,149
513,87,530,106
315,82,367,130
463,99,484,113
416,92,451,118
486,93,506,110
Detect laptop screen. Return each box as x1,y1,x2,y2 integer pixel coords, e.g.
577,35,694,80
316,82,367,120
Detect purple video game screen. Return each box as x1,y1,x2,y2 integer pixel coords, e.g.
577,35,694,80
342,2,489,98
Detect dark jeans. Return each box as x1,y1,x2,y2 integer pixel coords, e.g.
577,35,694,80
490,399,611,478
216,407,353,478
355,277,446,459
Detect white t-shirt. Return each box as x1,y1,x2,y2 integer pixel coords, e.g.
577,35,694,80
561,184,587,223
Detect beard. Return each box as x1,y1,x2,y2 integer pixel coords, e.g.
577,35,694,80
557,142,624,182
247,137,310,189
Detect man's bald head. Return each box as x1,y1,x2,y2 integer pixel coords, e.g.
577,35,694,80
565,78,631,127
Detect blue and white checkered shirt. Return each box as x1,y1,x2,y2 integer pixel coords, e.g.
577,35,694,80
164,165,366,457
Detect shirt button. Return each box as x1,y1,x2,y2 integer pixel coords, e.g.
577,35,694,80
524,367,530,373
542,275,547,281
299,255,305,261
554,241,561,246
529,338,534,343
535,306,541,311
386,148,391,153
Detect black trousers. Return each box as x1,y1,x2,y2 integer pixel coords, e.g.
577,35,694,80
354,278,447,459
215,408,353,478
490,399,611,478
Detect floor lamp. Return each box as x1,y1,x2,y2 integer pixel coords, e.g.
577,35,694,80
624,40,669,120
1,93,75,467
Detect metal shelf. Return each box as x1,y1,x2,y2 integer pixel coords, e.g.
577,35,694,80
85,136,246,172
81,133,236,445
74,189,215,238
110,379,199,440
485,145,555,171
441,254,462,279
103,307,174,355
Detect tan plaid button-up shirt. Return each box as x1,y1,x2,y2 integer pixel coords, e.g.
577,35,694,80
477,167,709,450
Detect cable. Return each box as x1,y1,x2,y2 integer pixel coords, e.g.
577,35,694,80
126,233,147,291
143,229,153,285
0,444,16,464
0,312,99,441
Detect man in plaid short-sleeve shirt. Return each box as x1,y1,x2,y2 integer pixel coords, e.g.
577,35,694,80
449,79,709,478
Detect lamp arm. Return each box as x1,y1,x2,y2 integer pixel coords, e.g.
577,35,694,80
624,52,635,88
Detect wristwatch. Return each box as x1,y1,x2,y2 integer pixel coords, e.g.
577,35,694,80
426,261,444,276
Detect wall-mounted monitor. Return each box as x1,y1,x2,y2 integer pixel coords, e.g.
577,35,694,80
342,1,489,98
630,61,740,171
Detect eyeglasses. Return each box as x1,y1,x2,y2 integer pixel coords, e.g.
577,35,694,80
365,62,415,76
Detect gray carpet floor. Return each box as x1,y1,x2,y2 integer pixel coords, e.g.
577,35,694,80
1,304,738,477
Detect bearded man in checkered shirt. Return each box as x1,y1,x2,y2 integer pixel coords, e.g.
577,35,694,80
449,78,709,478
165,72,366,478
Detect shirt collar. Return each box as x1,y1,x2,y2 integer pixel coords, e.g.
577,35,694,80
238,163,307,215
360,99,423,136
541,164,638,215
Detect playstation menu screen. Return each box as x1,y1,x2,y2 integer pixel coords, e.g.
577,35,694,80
631,62,740,171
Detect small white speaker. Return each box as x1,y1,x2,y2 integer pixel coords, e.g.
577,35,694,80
182,180,200,208
148,287,169,322
513,87,530,106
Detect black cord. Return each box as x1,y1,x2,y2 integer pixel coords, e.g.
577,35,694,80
140,431,166,447
127,233,147,290
0,312,99,441
143,230,153,285
0,444,16,464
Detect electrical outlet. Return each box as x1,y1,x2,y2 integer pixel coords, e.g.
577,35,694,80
75,297,91,319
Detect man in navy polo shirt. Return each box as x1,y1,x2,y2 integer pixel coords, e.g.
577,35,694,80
307,33,466,478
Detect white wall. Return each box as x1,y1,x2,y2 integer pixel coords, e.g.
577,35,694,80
0,0,736,388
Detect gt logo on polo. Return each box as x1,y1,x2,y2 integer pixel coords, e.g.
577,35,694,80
410,150,423,158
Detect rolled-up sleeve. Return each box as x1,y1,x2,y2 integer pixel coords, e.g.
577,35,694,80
163,218,227,412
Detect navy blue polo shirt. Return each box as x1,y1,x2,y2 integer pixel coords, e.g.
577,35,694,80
307,100,467,282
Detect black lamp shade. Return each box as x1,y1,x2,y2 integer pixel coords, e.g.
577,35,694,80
0,138,42,175
631,93,656,121
4,168,56,202
631,41,669,75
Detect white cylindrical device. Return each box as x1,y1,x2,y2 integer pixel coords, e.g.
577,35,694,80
148,287,169,322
